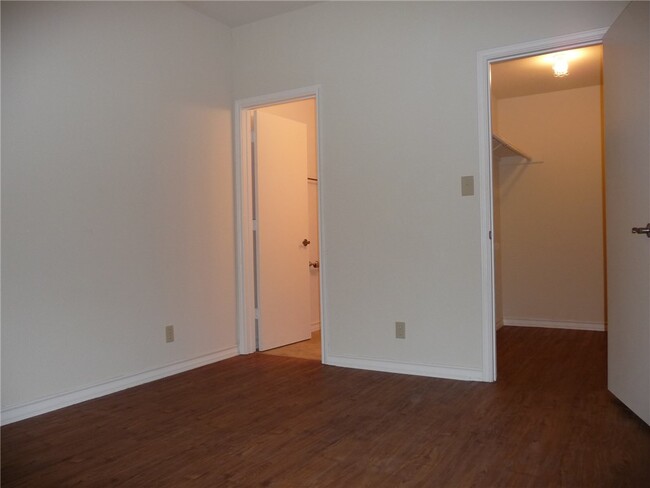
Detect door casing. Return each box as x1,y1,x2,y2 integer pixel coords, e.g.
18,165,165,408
477,29,608,381
234,86,326,361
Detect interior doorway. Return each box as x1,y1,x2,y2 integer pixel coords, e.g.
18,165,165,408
479,8,649,423
478,33,608,380
234,87,325,362
476,29,609,381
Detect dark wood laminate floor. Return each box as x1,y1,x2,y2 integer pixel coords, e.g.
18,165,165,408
2,327,649,487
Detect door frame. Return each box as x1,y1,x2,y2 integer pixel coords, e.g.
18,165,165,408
477,29,607,382
234,85,327,361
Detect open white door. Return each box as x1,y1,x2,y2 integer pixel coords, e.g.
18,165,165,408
604,1,650,425
255,110,311,351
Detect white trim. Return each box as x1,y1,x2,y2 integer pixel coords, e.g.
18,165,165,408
503,318,605,332
311,321,321,332
477,28,608,383
233,86,328,363
327,355,483,382
477,42,496,382
496,318,505,330
1,346,239,425
234,102,256,354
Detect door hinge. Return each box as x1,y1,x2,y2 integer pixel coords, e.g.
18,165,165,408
252,219,258,231
255,308,260,319
489,230,492,240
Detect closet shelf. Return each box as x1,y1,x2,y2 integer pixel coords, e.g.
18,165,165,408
492,133,535,163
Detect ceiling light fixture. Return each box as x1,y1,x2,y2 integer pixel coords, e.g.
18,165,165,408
552,53,570,77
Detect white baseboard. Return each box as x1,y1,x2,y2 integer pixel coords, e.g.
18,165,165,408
496,318,505,330
326,355,484,382
310,321,321,332
1,346,239,426
503,317,605,331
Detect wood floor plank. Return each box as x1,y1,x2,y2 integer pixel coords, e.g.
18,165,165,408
2,327,650,487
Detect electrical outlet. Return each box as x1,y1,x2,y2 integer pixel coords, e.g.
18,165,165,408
395,321,406,339
165,325,175,343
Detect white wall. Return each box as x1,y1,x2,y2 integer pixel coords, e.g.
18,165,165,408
494,86,605,328
232,1,624,376
261,100,320,329
1,2,236,413
1,1,628,419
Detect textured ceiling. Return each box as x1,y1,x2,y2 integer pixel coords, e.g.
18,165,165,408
183,1,319,27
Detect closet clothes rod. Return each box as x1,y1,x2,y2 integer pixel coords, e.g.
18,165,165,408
492,133,533,163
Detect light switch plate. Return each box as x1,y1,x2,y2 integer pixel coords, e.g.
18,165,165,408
461,176,474,196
